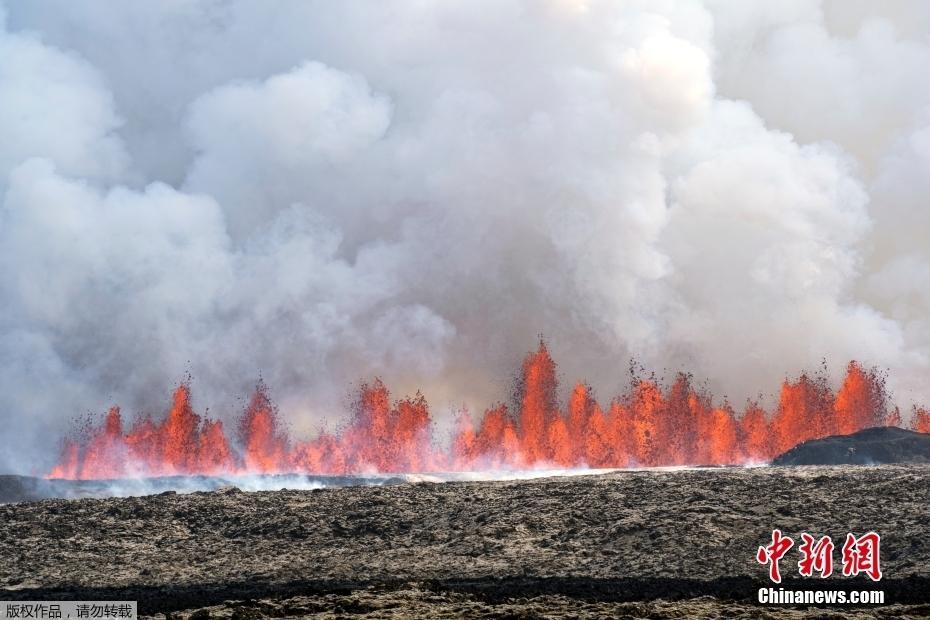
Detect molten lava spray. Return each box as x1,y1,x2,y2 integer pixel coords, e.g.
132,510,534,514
50,342,919,479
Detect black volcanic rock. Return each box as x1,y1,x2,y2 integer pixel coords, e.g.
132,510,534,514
2,465,930,618
773,426,930,465
0,473,408,504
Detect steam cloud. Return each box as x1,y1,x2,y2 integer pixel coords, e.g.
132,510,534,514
2,1,930,473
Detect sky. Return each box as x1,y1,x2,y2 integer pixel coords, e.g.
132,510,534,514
2,0,930,473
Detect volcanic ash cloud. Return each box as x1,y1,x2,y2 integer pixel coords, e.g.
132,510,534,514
2,1,930,472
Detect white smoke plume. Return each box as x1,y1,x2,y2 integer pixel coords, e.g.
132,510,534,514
2,0,930,473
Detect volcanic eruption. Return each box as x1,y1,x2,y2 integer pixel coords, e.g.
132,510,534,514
48,341,925,480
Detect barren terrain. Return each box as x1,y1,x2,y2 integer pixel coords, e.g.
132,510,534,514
773,427,930,465
2,466,929,618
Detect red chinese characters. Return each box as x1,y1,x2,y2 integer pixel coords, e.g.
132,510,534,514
757,529,795,583
798,533,834,578
758,530,882,582
841,532,883,582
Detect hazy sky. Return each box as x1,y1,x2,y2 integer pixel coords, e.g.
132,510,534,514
3,0,930,472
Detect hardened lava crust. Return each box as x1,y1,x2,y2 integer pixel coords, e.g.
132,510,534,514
2,466,930,619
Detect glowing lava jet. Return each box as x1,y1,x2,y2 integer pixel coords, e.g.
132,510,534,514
49,342,917,479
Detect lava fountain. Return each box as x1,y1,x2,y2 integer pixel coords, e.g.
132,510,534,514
49,342,925,480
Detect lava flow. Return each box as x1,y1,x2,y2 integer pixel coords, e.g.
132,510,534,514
49,342,927,479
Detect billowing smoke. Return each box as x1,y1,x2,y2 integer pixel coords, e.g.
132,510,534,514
2,1,930,474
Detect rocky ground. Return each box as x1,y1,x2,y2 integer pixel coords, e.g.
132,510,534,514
773,427,930,465
1,465,929,618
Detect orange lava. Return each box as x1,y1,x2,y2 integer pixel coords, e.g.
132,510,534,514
48,342,922,479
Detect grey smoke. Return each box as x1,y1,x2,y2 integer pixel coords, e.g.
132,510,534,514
2,1,930,474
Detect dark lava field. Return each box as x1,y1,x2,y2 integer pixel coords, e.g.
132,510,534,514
2,465,930,618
